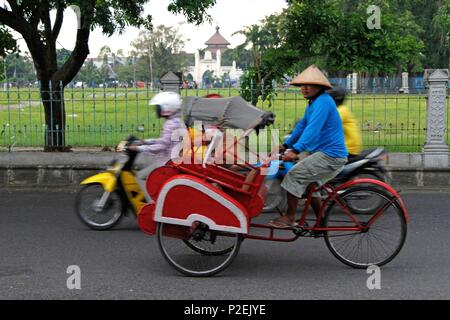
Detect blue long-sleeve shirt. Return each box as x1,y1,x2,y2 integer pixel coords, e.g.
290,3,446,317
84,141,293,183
284,92,348,158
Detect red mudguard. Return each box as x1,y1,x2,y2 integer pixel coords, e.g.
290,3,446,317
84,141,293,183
153,174,250,234
334,178,410,223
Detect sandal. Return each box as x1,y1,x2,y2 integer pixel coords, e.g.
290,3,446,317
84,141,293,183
268,215,298,229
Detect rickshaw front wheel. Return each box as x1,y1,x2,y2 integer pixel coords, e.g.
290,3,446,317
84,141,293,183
157,223,243,277
323,186,407,269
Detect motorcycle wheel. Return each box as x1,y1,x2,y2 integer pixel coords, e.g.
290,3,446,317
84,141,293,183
75,184,124,230
344,171,388,215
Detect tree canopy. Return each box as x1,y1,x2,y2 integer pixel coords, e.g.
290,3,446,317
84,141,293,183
238,0,448,104
0,25,16,57
130,25,190,85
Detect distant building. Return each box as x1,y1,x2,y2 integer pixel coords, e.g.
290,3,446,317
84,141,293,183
185,26,243,88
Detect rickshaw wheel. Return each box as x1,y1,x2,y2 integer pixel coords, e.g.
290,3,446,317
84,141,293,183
323,186,407,269
157,223,243,277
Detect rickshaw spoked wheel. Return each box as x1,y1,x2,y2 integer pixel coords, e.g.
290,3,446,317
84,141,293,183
323,186,407,269
157,223,243,277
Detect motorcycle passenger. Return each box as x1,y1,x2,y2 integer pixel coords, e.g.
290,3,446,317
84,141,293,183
269,65,348,228
328,87,363,160
129,91,187,195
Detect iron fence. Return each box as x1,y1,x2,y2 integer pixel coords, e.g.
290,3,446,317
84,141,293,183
0,83,448,152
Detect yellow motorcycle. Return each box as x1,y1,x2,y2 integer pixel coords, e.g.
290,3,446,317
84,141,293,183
75,136,148,230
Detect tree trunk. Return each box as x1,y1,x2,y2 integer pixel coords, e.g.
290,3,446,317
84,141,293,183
40,81,69,152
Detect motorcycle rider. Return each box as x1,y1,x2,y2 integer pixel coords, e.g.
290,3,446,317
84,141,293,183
328,87,363,160
129,91,187,195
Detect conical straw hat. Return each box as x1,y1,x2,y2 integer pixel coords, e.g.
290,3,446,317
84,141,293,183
290,65,333,89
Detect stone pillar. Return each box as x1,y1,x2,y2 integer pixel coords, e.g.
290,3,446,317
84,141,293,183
160,71,182,94
352,72,358,94
346,74,352,92
423,69,449,168
401,72,409,93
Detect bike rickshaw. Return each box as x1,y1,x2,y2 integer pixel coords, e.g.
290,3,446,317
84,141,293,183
138,96,409,277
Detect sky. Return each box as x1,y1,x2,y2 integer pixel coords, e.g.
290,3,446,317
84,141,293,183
12,0,287,58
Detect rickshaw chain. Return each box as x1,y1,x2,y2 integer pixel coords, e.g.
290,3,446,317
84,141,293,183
291,222,367,238
292,231,367,238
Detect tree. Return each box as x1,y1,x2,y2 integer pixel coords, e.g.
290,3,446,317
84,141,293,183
222,46,252,69
130,25,191,86
97,45,114,83
0,25,16,82
115,57,136,85
75,59,101,87
4,53,36,85
392,0,449,68
236,13,298,105
432,0,450,68
238,0,427,105
0,0,216,151
56,48,71,69
0,25,15,55
282,0,425,74
314,1,425,74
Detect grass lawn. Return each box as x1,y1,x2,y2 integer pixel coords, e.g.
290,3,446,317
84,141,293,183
0,87,447,152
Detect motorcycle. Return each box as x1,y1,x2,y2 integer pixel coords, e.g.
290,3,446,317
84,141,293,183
75,136,148,230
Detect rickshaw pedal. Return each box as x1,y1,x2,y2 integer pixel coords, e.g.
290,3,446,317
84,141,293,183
292,225,309,236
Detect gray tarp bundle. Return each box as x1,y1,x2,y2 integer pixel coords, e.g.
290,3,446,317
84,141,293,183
182,96,274,130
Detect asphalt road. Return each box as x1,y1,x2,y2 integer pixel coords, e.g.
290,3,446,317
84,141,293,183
0,189,449,300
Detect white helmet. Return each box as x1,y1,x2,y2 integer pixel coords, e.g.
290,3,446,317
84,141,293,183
149,91,182,116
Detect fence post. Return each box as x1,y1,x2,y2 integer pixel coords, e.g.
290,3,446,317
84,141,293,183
423,69,449,168
160,71,182,94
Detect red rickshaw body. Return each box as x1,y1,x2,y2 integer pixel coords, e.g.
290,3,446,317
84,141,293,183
138,160,266,235
137,95,273,236
153,174,249,234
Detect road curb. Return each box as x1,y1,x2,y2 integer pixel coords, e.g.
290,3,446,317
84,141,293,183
1,151,450,189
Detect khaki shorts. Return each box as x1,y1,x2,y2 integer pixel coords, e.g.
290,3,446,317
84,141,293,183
280,152,347,198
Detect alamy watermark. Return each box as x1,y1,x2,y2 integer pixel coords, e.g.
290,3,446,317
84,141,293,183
367,5,382,30
66,265,81,290
366,265,381,290
69,5,82,30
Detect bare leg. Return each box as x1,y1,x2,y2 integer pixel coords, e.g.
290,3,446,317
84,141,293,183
269,191,301,228
311,197,321,220
286,192,299,221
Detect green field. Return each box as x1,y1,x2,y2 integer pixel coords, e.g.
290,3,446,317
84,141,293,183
0,87,447,152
